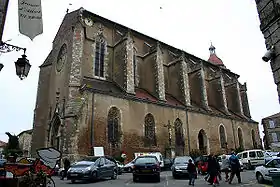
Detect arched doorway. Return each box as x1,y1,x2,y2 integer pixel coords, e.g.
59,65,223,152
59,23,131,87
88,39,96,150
237,127,244,149
251,129,257,148
174,118,185,156
198,129,207,155
50,114,61,150
107,107,121,156
219,125,227,149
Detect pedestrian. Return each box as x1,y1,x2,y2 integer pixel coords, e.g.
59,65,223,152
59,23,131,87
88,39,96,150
221,154,230,182
206,154,220,186
228,151,241,184
187,159,196,186
61,158,70,180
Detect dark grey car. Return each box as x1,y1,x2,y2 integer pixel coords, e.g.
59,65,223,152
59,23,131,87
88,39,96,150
171,156,194,179
67,156,118,183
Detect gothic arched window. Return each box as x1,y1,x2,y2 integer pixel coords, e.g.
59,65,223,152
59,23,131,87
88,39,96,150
144,113,156,147
219,125,227,148
107,107,121,147
94,38,106,78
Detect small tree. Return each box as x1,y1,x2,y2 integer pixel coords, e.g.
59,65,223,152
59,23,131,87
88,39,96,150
3,132,23,161
234,146,244,154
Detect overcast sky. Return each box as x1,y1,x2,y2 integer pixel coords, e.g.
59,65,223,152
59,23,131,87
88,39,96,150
0,0,279,143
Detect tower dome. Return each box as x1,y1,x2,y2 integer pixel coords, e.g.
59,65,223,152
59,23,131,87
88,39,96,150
208,43,225,67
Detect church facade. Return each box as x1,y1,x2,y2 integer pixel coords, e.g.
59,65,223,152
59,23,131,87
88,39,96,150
31,8,261,161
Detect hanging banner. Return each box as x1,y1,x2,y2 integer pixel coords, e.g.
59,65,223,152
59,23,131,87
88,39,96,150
0,0,9,42
18,0,43,41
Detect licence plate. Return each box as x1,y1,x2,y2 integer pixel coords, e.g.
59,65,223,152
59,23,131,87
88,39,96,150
142,169,151,173
71,174,78,176
182,170,188,173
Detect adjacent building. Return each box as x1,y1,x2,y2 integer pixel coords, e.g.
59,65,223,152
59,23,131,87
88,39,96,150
18,129,32,157
255,0,280,101
262,112,280,150
0,140,6,159
31,8,261,161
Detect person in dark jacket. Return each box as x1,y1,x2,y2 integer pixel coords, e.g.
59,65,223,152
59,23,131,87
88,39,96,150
207,155,220,185
61,158,71,180
228,151,241,184
187,159,196,186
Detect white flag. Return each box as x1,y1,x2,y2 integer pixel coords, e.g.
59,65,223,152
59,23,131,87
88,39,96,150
18,0,43,40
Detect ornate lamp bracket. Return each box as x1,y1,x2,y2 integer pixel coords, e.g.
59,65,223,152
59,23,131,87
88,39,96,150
0,41,26,54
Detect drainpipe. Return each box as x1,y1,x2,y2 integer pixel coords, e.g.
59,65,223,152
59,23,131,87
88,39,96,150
90,93,95,155
231,119,237,149
185,109,191,154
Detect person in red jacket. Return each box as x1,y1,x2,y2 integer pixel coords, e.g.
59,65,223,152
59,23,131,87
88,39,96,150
187,159,197,186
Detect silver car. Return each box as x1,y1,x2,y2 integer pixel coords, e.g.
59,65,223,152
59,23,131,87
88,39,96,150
67,156,118,183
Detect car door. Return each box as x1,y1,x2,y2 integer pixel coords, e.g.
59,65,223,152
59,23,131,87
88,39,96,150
98,157,107,177
105,158,114,177
256,151,265,165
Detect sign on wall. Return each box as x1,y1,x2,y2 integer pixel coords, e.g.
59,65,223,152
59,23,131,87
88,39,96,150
18,0,43,40
0,0,9,41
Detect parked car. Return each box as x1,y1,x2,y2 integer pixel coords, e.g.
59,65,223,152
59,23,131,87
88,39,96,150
123,160,135,173
67,156,118,183
255,158,280,184
132,155,161,182
237,149,265,170
0,159,6,179
195,155,208,174
163,158,172,171
263,151,279,164
116,161,124,175
171,156,194,179
217,155,244,171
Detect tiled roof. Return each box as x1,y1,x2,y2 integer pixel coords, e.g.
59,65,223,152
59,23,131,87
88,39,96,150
262,112,280,120
135,88,157,102
208,53,224,66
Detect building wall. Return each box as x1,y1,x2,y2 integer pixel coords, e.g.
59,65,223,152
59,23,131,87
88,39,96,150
262,114,280,150
18,133,32,157
31,8,261,160
255,0,280,100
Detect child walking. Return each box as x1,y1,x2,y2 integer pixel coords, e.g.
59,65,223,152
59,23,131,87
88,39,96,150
187,159,197,186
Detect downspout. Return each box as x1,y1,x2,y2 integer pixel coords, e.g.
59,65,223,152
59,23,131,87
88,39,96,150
231,119,237,149
90,93,95,155
186,109,191,154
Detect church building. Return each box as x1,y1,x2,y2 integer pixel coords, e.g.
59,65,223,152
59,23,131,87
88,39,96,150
31,8,261,161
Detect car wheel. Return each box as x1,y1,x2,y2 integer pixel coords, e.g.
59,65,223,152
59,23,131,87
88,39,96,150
172,173,177,179
111,170,117,180
133,175,137,182
91,171,98,181
156,175,160,182
71,180,75,183
256,172,264,184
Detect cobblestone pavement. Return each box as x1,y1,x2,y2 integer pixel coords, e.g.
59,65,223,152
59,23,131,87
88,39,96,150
53,170,273,187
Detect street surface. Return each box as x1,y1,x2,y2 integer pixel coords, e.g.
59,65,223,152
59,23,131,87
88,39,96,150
53,170,273,187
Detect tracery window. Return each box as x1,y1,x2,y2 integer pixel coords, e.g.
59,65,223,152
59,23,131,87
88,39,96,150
175,118,185,156
144,113,156,147
94,40,106,78
219,125,227,148
107,107,121,147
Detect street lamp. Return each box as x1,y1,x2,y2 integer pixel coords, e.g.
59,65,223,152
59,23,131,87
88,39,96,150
15,52,31,80
0,41,31,80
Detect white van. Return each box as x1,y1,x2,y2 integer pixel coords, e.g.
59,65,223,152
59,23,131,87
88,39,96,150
134,152,164,168
237,149,265,170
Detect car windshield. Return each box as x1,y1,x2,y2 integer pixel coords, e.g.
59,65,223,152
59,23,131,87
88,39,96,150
71,161,94,168
81,156,99,162
268,159,280,168
174,157,192,164
135,157,157,164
